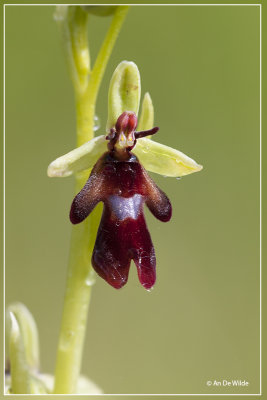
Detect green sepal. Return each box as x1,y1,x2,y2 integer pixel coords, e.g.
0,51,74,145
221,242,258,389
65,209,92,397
47,135,202,178
47,135,107,177
134,138,203,177
106,61,141,132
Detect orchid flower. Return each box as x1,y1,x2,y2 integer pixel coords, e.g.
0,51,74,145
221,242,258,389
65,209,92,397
48,61,202,290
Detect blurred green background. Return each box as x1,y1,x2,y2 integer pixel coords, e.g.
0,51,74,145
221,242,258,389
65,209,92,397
5,4,260,395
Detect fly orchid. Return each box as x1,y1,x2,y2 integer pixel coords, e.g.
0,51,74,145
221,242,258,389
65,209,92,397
70,111,171,289
48,61,203,290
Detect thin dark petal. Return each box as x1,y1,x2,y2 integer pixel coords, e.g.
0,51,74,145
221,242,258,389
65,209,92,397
70,156,106,224
135,126,159,139
146,188,172,222
70,185,99,224
141,166,172,222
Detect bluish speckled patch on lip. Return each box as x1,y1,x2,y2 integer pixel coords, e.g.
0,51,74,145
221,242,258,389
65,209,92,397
108,194,143,220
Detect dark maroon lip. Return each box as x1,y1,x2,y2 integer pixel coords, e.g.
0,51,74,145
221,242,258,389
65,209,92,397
69,112,172,290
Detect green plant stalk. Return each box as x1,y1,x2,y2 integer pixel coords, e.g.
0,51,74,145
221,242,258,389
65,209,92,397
75,6,129,147
53,6,129,394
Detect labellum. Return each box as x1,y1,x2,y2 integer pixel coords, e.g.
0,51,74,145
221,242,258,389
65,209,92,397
70,111,172,290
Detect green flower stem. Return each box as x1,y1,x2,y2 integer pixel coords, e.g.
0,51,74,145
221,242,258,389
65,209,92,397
53,207,101,395
53,6,128,394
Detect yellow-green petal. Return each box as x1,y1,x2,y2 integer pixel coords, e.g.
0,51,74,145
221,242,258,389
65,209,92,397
106,61,141,132
47,135,107,178
134,138,203,177
137,92,154,131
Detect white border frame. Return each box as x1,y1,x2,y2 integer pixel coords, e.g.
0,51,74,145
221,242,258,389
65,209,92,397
3,3,262,397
